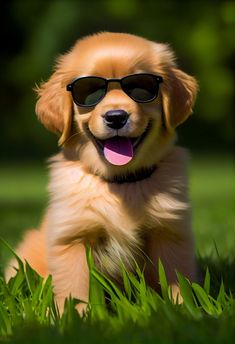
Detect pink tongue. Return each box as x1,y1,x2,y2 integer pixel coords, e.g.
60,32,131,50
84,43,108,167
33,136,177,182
103,137,133,165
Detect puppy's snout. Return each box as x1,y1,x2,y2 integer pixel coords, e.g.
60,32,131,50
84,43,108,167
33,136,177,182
104,110,129,130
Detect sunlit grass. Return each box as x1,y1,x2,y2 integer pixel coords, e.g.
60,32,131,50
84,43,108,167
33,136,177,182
0,241,235,344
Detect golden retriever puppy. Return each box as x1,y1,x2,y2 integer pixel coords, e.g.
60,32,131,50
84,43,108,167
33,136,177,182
6,32,198,313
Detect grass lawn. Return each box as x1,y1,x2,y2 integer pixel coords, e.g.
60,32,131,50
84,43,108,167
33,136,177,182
0,153,234,343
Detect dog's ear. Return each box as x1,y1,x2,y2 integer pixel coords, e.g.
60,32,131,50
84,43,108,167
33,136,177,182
161,68,198,130
35,70,73,146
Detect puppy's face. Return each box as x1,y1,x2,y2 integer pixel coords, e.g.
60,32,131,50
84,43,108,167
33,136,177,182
36,33,197,180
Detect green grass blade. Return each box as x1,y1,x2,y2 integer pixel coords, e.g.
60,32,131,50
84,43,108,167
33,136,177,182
203,267,210,294
192,283,215,314
8,268,25,296
25,261,41,295
0,237,24,273
158,260,169,302
121,263,132,300
89,271,107,319
0,302,13,336
216,280,226,304
176,272,201,318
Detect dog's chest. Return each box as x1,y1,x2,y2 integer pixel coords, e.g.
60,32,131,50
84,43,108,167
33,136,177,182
48,148,189,244
50,169,149,231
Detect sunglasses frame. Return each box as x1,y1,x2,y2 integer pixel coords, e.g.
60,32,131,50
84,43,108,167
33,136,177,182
66,73,163,107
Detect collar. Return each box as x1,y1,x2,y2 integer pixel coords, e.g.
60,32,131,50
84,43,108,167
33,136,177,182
102,164,157,184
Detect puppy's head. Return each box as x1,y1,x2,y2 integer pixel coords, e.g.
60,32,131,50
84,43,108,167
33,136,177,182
36,32,198,180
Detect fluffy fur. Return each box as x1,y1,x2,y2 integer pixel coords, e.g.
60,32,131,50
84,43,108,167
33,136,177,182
6,32,198,313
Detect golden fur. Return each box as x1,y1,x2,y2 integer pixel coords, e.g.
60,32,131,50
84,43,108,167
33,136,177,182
6,32,198,313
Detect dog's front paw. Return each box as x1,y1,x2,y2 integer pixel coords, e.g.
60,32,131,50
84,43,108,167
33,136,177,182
170,284,183,304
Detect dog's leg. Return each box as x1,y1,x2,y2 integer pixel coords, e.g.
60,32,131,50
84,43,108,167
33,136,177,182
145,232,197,303
5,228,48,281
48,243,89,315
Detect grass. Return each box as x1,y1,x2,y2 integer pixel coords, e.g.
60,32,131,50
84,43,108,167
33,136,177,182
0,153,234,343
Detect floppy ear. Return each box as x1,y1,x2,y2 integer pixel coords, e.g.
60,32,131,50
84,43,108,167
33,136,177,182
35,70,73,146
161,68,198,130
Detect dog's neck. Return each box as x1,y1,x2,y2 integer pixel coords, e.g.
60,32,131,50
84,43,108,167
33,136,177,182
102,164,157,184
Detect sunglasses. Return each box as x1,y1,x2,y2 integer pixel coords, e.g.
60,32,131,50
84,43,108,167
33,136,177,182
66,73,163,107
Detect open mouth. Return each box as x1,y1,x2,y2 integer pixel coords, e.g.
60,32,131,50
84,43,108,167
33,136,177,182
84,122,152,166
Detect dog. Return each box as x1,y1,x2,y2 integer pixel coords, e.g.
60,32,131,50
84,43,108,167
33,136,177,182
6,32,198,313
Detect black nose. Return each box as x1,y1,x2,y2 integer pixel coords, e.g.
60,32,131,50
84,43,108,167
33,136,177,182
104,110,129,130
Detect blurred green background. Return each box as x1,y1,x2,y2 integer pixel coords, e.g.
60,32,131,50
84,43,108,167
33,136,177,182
0,0,234,264
1,0,235,159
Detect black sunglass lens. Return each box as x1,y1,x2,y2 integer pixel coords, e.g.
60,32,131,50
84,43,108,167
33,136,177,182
72,77,106,106
122,75,159,102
